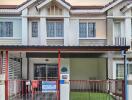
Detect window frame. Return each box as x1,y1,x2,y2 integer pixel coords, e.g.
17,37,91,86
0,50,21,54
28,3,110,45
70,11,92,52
114,21,122,37
114,62,132,79
34,64,58,80
31,21,39,38
0,21,13,37
79,21,96,39
46,20,64,39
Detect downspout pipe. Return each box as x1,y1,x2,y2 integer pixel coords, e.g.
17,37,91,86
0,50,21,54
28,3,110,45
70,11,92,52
123,50,128,100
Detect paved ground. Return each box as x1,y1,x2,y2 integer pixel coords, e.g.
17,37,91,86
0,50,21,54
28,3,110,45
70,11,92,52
10,93,57,100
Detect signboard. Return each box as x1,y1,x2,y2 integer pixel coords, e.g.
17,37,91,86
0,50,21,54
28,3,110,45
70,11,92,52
42,81,57,92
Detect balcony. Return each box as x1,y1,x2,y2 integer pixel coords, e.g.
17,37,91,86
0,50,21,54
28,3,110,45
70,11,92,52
115,37,126,46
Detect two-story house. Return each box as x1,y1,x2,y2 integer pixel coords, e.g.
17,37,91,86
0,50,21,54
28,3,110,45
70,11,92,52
0,0,132,100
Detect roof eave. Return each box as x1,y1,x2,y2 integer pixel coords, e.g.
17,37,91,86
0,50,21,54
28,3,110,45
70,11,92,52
0,45,129,51
37,0,71,10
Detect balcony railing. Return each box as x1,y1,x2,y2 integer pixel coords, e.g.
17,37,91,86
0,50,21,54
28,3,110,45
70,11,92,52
0,79,125,100
115,37,126,46
0,80,59,100
70,80,125,100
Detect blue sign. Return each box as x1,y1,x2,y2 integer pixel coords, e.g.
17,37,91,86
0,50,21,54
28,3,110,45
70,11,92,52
60,80,64,84
42,81,57,92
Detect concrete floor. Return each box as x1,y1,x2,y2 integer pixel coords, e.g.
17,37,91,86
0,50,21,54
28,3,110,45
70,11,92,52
10,93,57,100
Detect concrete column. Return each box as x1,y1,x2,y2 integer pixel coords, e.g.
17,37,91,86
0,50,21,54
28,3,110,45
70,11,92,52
107,19,114,45
69,19,79,46
22,9,28,45
128,75,132,100
40,18,47,45
60,58,70,100
125,10,131,47
107,52,114,79
22,52,27,79
64,18,70,46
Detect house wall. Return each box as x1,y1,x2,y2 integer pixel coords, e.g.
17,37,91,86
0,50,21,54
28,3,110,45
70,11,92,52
79,19,106,39
24,58,107,80
70,58,106,80
112,1,130,16
28,19,40,45
79,39,106,46
107,0,132,46
69,19,79,46
47,39,64,46
20,2,107,46
0,18,22,45
28,4,39,15
28,58,70,80
98,59,107,79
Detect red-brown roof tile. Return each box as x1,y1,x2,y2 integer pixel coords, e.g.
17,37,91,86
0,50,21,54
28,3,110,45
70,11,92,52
71,6,104,10
0,5,18,9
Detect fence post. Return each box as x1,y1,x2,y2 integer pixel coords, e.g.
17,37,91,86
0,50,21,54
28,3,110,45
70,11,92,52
122,80,125,100
58,49,61,100
5,51,9,100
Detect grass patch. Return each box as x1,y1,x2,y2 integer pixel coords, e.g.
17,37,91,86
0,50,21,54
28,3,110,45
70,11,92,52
70,92,114,100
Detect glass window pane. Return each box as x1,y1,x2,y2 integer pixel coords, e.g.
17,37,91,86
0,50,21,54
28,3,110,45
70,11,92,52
88,23,96,37
115,22,121,37
128,64,132,74
47,67,58,79
0,22,13,37
79,23,87,38
32,22,38,37
7,22,13,37
34,64,46,80
47,21,55,37
116,64,124,79
0,22,3,37
56,22,64,37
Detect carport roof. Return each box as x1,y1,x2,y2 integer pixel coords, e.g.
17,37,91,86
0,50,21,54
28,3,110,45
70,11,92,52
0,45,130,51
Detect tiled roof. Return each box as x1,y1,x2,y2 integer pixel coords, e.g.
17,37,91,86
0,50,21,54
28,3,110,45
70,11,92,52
0,5,18,9
71,6,104,10
0,0,131,10
104,0,118,7
16,0,31,8
120,0,132,11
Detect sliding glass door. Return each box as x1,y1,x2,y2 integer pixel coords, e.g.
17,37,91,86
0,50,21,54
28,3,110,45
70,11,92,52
34,64,58,80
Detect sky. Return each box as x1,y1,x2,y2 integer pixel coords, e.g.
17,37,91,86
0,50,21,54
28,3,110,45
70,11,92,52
0,0,112,6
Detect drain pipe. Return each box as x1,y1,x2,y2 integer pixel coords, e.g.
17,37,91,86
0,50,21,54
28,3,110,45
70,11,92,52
123,50,128,100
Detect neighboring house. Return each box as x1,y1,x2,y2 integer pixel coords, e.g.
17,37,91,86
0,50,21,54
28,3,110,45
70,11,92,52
0,0,132,100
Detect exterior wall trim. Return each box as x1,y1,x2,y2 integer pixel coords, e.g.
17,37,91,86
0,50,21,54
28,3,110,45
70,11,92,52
107,16,132,19
79,38,107,40
22,15,70,18
0,17,21,19
70,17,106,20
121,3,132,13
37,0,71,10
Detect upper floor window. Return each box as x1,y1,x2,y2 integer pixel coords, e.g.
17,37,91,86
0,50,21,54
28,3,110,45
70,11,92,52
114,22,121,37
0,22,13,37
32,22,38,37
47,20,64,38
79,22,96,38
116,64,132,79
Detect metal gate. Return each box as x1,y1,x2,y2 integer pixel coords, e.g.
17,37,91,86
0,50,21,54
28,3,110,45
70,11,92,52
7,80,60,100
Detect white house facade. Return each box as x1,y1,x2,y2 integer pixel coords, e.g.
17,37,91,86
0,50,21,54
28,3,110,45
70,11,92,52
0,0,132,100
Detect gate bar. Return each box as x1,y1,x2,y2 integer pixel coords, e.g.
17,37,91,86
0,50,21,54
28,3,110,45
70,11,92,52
123,50,128,100
58,49,61,100
5,51,9,100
